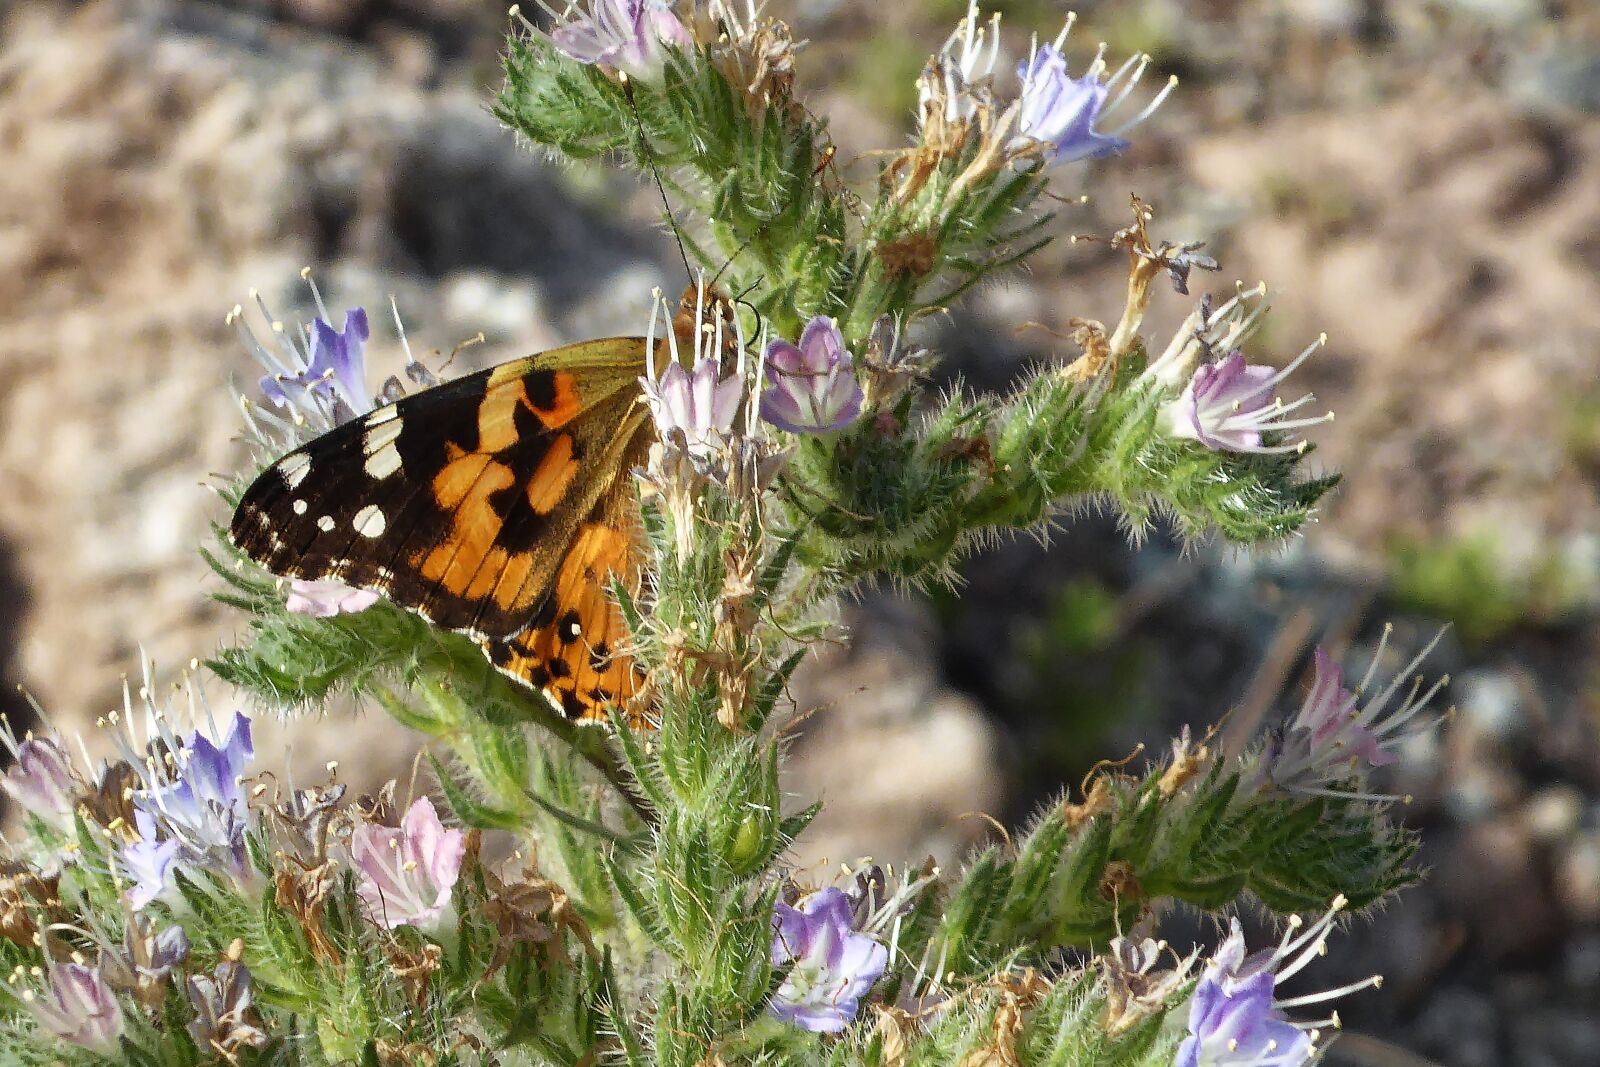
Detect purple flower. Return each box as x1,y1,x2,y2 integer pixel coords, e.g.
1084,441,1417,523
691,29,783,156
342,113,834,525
1012,45,1128,164
24,963,124,1055
0,733,80,833
1164,348,1332,454
157,711,254,830
122,811,181,910
351,797,466,932
1261,631,1448,798
641,358,744,456
259,307,371,422
759,317,864,435
1294,649,1394,768
1177,959,1310,1067
1176,904,1375,1067
121,711,257,909
1007,18,1176,169
285,578,380,618
768,887,888,1033
550,0,691,81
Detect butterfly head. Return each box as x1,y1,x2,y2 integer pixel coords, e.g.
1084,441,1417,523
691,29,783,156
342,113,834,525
650,278,746,380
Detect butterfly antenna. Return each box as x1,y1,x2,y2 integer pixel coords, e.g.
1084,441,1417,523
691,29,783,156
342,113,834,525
731,276,765,346
620,71,695,285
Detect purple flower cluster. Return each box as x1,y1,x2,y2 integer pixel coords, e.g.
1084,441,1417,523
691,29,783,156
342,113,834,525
233,282,387,620
120,711,257,910
924,4,1174,168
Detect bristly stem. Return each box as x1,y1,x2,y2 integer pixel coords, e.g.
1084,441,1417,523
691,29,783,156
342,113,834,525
416,640,658,829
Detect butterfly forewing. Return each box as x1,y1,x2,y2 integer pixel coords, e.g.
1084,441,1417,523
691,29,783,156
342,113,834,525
230,337,654,724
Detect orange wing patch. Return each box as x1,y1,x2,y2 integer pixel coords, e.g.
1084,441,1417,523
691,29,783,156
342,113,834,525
489,360,582,428
526,433,579,515
487,520,648,727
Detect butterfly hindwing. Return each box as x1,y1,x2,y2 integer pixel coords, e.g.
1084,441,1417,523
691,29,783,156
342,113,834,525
485,480,649,727
230,337,654,721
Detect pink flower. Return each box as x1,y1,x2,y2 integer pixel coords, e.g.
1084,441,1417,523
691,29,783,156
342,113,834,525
1259,631,1448,798
641,358,744,457
0,733,80,833
351,797,465,932
1293,648,1393,769
550,0,691,81
759,317,864,435
1164,348,1330,454
285,578,380,618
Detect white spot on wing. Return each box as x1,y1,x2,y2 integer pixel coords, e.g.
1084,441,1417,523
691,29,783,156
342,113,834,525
363,417,405,479
293,499,308,515
279,452,312,489
317,515,336,533
353,505,386,539
367,404,401,425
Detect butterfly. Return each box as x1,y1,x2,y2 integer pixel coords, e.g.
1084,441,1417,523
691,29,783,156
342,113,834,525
229,286,736,728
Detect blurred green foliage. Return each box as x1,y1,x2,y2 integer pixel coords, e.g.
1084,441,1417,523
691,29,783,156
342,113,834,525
1388,531,1590,644
1010,578,1149,785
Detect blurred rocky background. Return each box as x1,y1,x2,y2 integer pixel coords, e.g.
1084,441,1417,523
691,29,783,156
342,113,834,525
0,0,1598,1062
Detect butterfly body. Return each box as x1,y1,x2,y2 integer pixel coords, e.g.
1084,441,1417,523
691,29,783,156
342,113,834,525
231,337,656,725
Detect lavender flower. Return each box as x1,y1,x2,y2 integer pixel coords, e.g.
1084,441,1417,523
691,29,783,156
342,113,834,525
1262,629,1449,798
117,704,258,909
258,307,371,422
285,578,380,618
545,0,691,81
1161,342,1332,454
231,275,411,443
639,287,746,457
0,733,80,833
122,811,181,911
769,887,888,1033
1176,901,1377,1067
759,317,864,434
643,359,745,454
23,963,125,1055
351,796,466,932
1008,23,1175,167
149,711,255,838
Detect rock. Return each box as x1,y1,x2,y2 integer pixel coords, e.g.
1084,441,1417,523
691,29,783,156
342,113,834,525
1556,832,1600,923
1523,784,1584,844
1456,668,1526,742
1410,986,1501,1067
1435,817,1563,964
